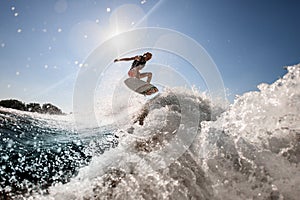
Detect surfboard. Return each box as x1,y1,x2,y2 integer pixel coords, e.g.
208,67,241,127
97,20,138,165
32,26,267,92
124,78,158,95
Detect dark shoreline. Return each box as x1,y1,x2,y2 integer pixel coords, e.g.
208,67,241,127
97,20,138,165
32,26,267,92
0,99,64,115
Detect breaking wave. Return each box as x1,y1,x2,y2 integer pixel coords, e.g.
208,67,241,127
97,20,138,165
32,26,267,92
1,64,299,199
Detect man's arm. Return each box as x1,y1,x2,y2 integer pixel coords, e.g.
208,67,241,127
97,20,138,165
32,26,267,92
114,56,139,62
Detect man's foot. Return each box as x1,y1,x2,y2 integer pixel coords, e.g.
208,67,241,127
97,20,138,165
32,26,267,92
145,87,158,95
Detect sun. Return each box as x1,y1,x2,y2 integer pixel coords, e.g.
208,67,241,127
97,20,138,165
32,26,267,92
107,4,147,38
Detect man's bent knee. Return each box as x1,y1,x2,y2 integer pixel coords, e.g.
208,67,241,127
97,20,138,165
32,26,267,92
146,72,152,83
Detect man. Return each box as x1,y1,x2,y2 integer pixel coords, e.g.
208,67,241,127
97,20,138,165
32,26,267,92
114,52,153,83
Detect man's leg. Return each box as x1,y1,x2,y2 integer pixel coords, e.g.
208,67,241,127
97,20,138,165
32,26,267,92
139,72,152,83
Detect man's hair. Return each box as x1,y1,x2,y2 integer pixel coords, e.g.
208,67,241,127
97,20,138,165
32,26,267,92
143,52,152,57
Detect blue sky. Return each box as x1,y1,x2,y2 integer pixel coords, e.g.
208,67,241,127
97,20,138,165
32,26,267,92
0,0,299,112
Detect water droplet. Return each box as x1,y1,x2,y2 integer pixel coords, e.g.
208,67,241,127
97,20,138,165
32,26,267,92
3,155,9,160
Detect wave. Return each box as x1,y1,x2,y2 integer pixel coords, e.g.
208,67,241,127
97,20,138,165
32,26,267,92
1,64,299,199
196,64,300,199
0,108,118,198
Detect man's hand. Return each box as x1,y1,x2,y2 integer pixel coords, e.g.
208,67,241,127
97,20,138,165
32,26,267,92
114,56,137,63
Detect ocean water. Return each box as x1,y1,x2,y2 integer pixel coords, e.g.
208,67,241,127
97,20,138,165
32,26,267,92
0,110,118,198
1,64,299,199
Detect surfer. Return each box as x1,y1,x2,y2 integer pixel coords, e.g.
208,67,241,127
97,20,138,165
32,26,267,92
114,52,153,83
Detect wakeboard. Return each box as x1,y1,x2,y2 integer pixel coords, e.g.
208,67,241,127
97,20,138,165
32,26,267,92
124,78,158,95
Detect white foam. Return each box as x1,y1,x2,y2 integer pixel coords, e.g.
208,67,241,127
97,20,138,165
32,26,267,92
29,64,300,199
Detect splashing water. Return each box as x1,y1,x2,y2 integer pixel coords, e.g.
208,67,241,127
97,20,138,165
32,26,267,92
1,64,299,199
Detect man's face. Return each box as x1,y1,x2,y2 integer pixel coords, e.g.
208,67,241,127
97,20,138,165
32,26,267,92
144,53,152,61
